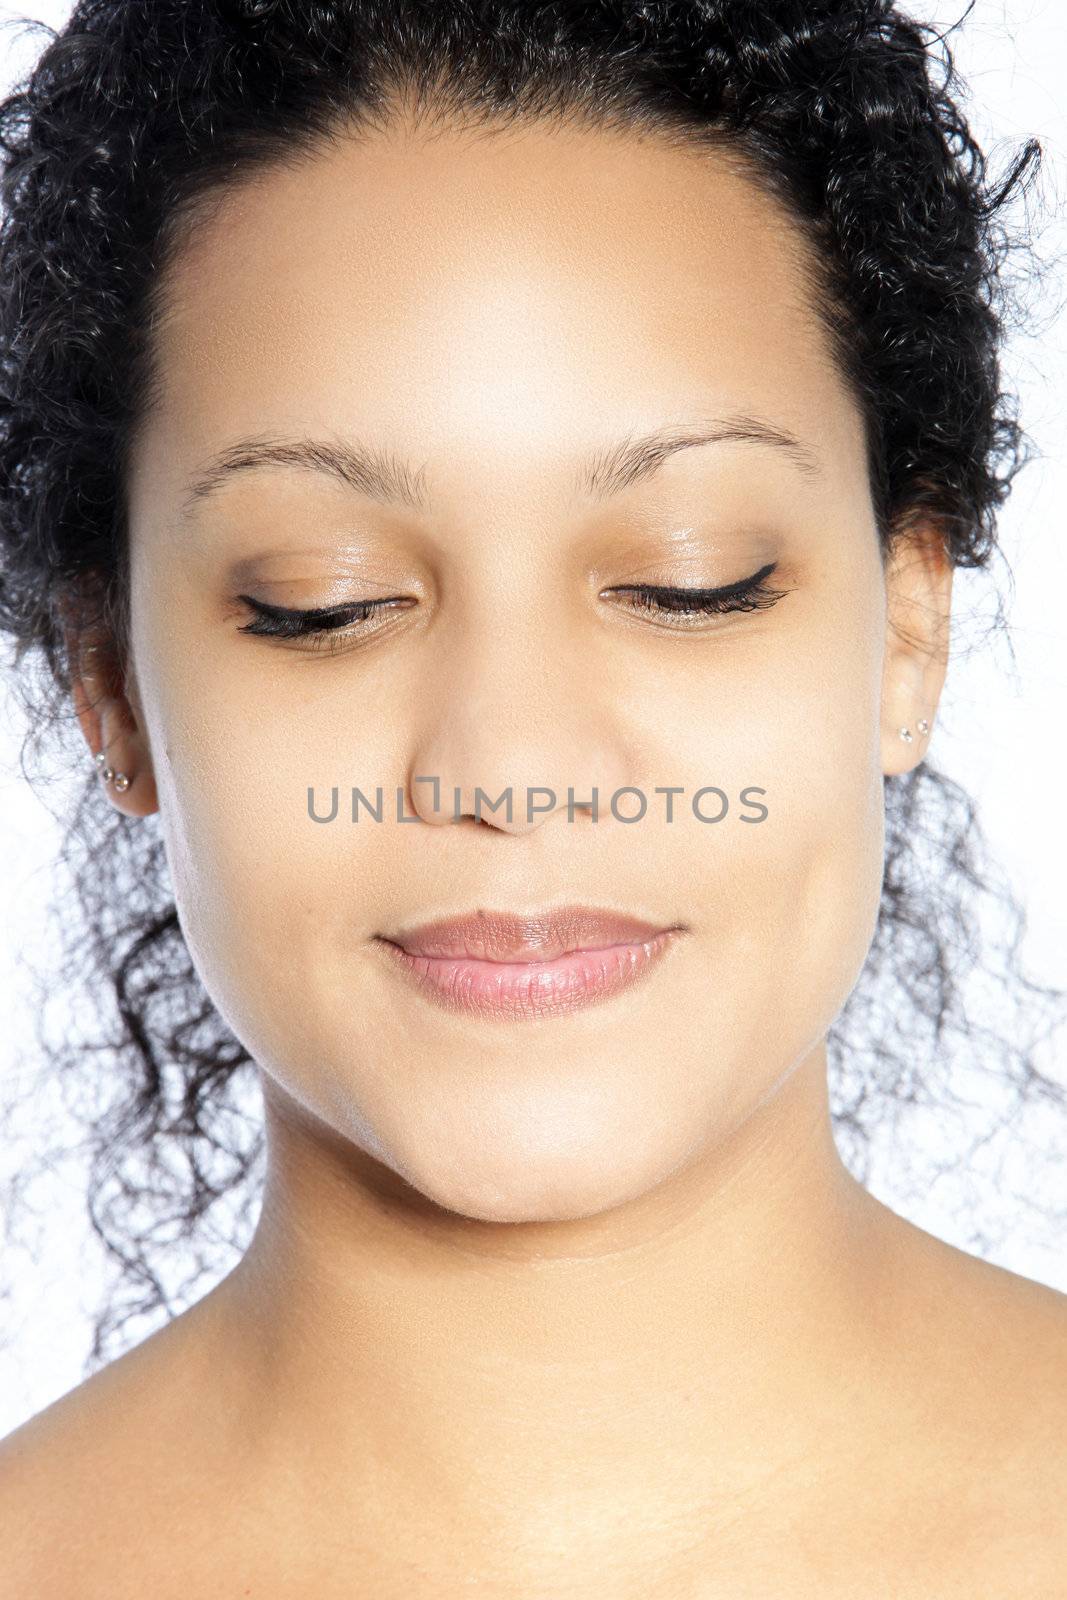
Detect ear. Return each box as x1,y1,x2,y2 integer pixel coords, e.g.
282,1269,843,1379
880,521,953,776
61,589,159,818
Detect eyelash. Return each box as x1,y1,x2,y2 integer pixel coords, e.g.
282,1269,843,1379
234,561,786,652
235,595,413,647
605,561,784,620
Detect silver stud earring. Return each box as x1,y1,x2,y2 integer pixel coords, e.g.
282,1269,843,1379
94,750,131,791
899,727,913,743
917,718,930,736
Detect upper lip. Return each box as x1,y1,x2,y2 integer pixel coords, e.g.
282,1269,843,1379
379,904,684,963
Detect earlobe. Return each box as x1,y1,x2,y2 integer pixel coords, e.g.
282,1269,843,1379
93,748,132,793
881,649,936,775
883,711,934,775
66,623,159,818
879,522,953,776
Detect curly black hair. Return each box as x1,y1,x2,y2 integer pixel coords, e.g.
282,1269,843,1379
1,0,1064,1370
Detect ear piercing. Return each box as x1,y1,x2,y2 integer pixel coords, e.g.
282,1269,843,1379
94,749,131,793
899,717,931,744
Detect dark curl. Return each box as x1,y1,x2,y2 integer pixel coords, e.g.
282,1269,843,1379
0,0,1064,1366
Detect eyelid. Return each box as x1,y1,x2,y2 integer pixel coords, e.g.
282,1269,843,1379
600,559,788,614
234,593,413,644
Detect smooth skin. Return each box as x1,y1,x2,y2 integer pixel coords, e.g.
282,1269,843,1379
3,108,1067,1598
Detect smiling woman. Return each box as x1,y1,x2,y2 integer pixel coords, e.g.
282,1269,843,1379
0,1,1066,1595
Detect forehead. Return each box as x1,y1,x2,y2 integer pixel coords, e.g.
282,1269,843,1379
133,119,864,509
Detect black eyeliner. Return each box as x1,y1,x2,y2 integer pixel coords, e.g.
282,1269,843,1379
607,560,785,614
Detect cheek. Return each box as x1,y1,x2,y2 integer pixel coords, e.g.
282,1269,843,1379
131,612,407,1050
658,600,887,1074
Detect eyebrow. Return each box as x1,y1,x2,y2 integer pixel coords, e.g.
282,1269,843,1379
177,412,820,522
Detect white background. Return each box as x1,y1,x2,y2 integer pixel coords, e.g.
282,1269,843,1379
1,0,1065,1438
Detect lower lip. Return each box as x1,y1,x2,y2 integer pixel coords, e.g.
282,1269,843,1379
376,931,681,1021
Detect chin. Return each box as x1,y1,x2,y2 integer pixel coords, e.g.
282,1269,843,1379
380,1095,689,1225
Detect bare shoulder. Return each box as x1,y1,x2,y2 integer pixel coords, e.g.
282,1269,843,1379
875,1213,1067,1593
0,1286,234,1598
892,1213,1067,1393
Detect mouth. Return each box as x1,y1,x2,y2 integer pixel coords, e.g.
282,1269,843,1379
373,905,687,1021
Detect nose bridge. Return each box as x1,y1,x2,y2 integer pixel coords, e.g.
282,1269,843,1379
407,593,632,830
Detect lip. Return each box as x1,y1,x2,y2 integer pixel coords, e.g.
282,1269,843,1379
373,905,686,1022
381,904,679,961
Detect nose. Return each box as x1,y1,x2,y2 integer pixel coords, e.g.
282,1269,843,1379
405,609,636,836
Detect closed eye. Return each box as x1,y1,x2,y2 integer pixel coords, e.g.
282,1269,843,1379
601,560,789,624
235,594,414,653
234,559,790,654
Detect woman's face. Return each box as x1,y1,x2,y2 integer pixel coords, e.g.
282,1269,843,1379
116,117,948,1220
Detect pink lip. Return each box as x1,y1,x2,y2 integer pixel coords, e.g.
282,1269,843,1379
374,905,686,1021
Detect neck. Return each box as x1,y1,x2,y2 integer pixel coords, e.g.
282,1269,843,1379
209,1042,901,1588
